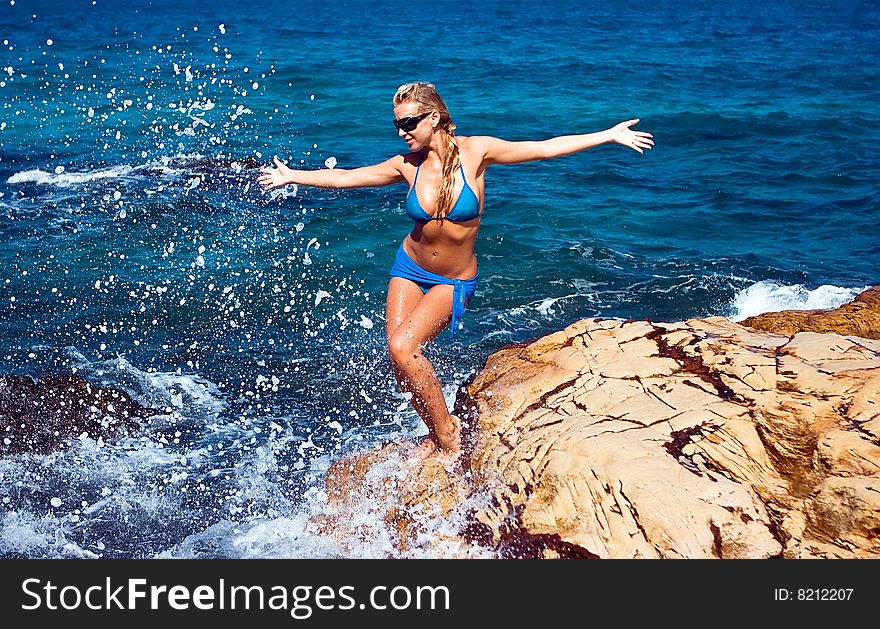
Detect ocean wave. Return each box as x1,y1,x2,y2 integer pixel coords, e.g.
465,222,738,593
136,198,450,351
7,166,136,187
5,154,263,189
0,509,101,559
729,280,868,321
0,438,201,558
59,347,227,424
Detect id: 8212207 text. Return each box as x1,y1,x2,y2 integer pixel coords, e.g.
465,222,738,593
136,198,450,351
774,588,853,601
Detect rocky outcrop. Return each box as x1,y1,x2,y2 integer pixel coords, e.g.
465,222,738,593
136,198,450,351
458,317,880,558
324,311,880,559
743,285,880,339
0,372,158,455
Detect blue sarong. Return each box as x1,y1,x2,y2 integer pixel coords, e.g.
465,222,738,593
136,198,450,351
389,244,479,336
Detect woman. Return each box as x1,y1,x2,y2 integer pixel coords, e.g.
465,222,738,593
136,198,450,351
258,82,653,457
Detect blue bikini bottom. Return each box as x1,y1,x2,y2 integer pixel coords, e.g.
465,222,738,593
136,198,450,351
389,244,479,336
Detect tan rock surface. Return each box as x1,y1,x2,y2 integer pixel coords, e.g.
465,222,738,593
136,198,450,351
742,285,880,339
460,317,880,558
324,310,880,558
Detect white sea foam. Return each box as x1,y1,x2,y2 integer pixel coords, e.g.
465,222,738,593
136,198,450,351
164,445,500,559
7,165,135,187
5,152,226,190
0,510,100,558
507,293,582,318
729,280,868,321
534,294,578,315
0,444,186,558
63,348,227,421
161,514,345,559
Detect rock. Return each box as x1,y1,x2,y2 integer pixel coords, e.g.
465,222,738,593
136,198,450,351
316,442,475,557
0,372,159,455
460,317,880,558
324,313,880,559
742,285,880,339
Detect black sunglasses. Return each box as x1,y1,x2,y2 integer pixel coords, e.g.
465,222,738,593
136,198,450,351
393,112,431,133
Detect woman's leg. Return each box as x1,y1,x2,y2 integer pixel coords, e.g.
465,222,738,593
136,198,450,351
386,278,440,454
385,277,460,452
385,278,433,429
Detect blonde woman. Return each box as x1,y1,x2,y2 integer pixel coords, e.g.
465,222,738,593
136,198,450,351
258,82,653,457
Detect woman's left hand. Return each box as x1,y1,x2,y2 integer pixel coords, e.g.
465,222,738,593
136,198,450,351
609,119,654,154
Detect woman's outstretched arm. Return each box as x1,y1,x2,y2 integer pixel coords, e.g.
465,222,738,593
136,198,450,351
475,119,654,166
258,154,406,190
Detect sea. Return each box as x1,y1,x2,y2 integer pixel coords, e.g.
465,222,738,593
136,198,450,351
0,0,877,558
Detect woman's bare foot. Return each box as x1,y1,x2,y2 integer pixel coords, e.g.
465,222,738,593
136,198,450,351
414,435,438,461
435,414,461,453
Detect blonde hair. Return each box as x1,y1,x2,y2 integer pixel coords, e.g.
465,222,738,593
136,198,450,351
393,82,460,220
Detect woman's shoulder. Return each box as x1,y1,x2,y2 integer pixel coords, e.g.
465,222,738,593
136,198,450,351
459,134,505,147
458,135,499,160
398,150,424,169
457,135,483,154
457,135,480,148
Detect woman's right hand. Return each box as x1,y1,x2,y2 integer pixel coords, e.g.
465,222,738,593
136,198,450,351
258,156,293,190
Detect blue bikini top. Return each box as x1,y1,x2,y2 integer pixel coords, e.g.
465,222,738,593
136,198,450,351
405,154,481,223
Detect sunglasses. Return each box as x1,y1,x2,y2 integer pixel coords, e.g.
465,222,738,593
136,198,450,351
393,112,431,133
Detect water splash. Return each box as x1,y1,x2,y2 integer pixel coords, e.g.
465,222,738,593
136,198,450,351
729,280,867,321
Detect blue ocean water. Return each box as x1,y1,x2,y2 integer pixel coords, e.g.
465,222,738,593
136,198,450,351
0,0,877,557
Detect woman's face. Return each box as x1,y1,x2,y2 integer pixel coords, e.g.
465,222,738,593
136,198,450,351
393,102,435,151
